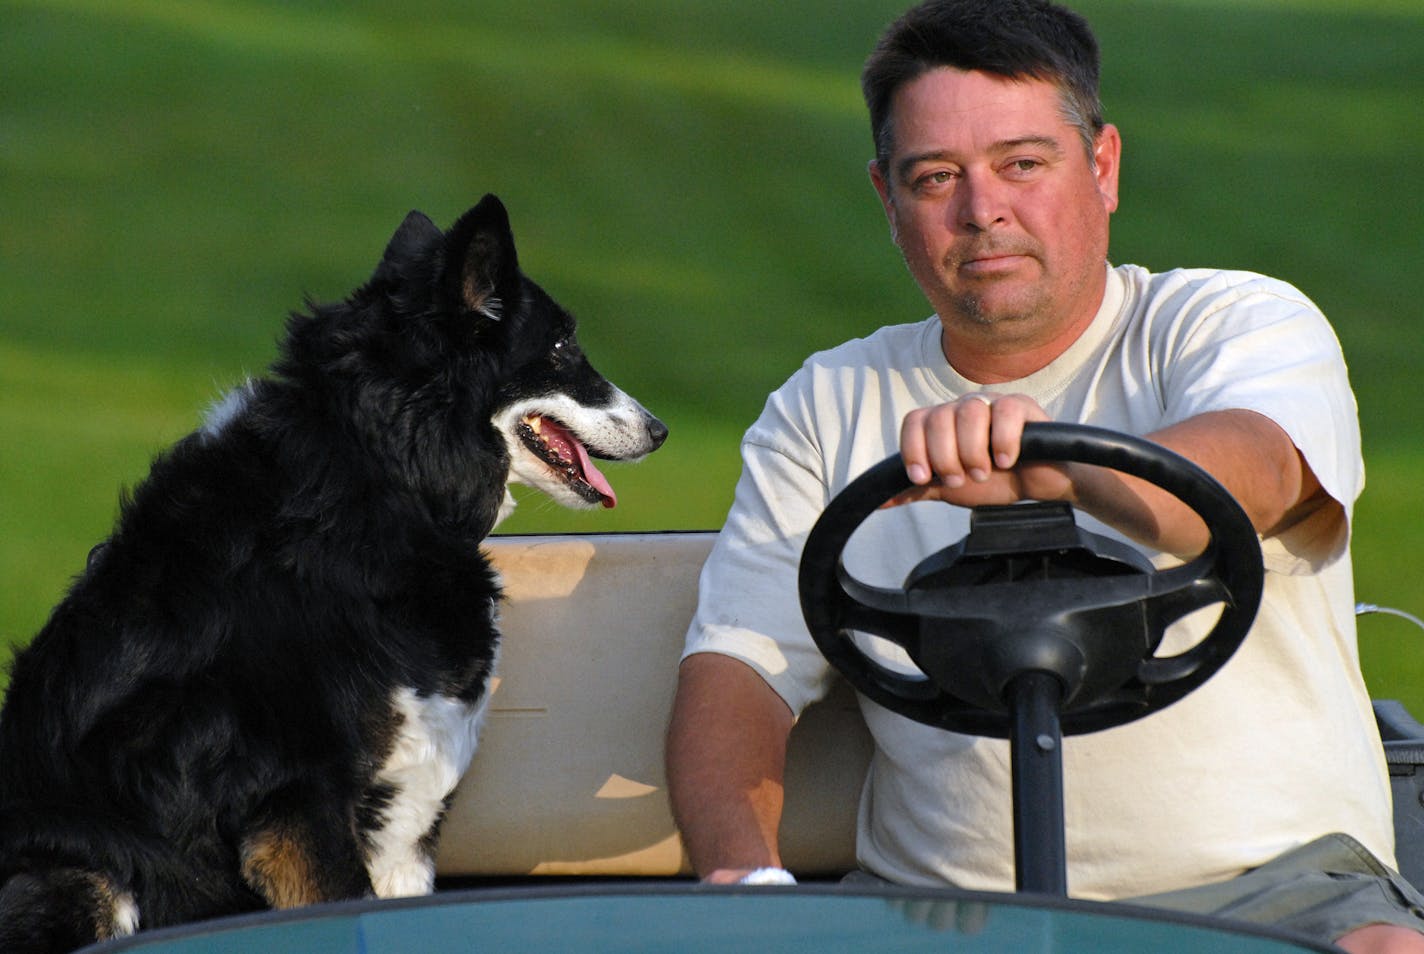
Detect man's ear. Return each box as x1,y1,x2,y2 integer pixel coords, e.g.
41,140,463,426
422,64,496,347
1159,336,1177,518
1093,124,1122,215
868,158,899,244
444,193,522,321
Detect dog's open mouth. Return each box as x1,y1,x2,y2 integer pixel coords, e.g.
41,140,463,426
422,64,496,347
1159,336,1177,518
517,415,617,508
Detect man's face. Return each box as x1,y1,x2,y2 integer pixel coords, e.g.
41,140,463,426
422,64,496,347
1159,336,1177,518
870,68,1120,368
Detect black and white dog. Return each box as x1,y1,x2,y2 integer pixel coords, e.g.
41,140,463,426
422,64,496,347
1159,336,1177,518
0,194,666,950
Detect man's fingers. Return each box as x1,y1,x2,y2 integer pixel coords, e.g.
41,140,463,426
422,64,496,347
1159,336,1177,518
986,396,1033,471
901,396,1002,489
899,406,935,485
896,393,1052,503
950,397,995,483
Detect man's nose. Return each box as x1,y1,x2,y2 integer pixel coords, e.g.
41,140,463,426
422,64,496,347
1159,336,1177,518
955,171,1010,232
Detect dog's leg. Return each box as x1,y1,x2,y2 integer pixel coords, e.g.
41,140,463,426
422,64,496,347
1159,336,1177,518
361,686,488,898
239,789,373,908
359,782,446,899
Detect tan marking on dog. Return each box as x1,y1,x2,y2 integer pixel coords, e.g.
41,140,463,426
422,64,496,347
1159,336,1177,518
240,829,320,909
78,871,139,939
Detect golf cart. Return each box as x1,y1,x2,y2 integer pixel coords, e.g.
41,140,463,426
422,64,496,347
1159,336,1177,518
81,424,1424,953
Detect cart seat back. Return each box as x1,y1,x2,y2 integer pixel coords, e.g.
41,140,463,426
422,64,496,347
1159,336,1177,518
435,531,872,879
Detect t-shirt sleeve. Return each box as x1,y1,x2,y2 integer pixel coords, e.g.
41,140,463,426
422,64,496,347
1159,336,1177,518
1157,276,1363,572
681,387,840,718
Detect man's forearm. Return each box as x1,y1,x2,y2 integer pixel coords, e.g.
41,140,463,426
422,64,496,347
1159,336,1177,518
1069,409,1325,558
665,653,795,882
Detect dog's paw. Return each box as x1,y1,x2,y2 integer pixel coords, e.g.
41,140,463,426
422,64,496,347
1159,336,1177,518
370,860,436,899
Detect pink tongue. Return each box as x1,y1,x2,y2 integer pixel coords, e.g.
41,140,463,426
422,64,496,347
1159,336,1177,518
569,436,617,508
543,419,617,508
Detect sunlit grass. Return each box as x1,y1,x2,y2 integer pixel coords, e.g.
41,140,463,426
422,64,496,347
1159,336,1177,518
2,0,1422,711
8,0,865,117
1355,450,1424,710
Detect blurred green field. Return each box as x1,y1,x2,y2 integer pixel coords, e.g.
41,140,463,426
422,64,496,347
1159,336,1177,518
3,0,1423,707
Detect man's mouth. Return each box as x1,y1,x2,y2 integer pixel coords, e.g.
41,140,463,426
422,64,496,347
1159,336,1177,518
516,415,617,508
959,252,1031,276
951,238,1039,272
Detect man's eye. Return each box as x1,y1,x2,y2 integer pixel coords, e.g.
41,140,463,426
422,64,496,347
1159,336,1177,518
914,170,955,191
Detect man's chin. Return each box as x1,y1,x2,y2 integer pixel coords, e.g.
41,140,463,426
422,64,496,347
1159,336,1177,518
941,287,1045,329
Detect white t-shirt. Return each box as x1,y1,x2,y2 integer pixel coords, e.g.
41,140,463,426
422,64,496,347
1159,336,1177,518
684,263,1392,899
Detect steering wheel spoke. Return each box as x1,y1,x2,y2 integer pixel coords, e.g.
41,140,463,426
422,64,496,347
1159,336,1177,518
836,572,919,642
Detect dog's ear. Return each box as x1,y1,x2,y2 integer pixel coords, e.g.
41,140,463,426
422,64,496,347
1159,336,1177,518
444,194,521,322
372,210,442,285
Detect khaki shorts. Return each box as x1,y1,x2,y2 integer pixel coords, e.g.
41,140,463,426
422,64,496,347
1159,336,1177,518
1128,833,1424,943
848,833,1424,945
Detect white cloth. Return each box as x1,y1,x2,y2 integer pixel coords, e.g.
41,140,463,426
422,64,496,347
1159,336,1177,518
738,867,798,886
684,263,1391,899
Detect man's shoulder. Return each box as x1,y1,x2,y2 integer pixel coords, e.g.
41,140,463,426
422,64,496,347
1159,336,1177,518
1117,263,1318,313
753,316,942,445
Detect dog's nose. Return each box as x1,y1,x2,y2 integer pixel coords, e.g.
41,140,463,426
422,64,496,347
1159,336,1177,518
646,415,669,450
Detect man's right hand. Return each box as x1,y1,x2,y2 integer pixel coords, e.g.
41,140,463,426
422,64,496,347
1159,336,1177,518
889,392,1070,509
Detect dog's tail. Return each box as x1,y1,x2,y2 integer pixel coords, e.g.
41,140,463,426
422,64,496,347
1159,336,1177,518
0,808,148,953
0,866,137,953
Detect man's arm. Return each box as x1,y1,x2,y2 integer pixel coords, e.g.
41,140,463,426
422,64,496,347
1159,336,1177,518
894,396,1328,558
1068,408,1327,555
666,652,796,883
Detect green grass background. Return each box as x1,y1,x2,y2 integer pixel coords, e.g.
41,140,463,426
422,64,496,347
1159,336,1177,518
3,0,1423,709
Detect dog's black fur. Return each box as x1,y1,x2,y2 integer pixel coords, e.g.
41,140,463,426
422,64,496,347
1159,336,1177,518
0,194,666,951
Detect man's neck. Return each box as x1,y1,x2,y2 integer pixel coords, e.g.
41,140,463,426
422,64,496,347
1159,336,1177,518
941,313,1093,383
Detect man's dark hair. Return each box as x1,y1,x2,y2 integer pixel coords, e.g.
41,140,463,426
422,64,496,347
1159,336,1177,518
862,0,1105,172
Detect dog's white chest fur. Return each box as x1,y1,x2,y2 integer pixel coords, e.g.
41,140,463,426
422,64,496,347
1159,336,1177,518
364,684,490,897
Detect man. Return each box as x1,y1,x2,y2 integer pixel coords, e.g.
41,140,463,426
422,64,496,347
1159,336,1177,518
664,2,1424,951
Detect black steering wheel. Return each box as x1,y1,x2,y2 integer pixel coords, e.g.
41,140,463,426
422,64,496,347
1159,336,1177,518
798,422,1264,738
